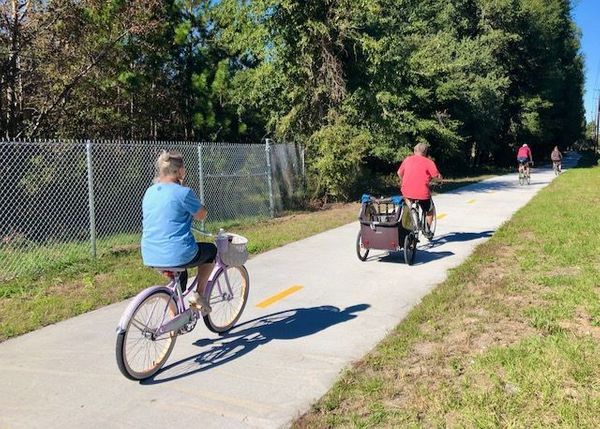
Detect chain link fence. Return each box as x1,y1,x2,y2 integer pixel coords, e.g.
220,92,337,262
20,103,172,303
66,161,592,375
0,139,304,281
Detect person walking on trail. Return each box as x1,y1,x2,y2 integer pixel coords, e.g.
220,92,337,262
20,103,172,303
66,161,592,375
551,146,562,173
141,150,215,315
397,142,442,239
517,143,533,175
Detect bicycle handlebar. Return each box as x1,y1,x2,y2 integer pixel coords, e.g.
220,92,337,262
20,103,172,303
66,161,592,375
191,225,214,237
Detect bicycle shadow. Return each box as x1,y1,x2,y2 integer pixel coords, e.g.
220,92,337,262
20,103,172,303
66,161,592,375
378,249,455,265
427,231,494,249
140,304,370,385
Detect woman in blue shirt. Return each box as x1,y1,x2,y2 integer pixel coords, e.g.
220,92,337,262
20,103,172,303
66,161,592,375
141,150,216,314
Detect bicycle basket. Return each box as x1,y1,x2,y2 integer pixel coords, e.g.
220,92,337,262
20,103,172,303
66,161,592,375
216,233,249,266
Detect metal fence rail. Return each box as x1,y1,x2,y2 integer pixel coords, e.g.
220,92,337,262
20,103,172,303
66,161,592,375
0,139,303,281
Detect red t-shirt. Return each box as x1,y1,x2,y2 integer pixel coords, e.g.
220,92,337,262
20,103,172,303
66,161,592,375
397,154,440,200
517,146,531,159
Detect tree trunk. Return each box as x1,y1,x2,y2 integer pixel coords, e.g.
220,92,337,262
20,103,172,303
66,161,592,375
6,0,22,137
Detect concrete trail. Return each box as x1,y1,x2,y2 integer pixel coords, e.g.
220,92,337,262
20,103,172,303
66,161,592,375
0,154,579,429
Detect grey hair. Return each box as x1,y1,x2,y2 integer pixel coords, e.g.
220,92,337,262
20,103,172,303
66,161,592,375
414,142,429,155
155,150,184,178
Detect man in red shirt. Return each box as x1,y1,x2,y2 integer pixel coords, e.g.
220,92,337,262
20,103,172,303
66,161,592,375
397,143,442,239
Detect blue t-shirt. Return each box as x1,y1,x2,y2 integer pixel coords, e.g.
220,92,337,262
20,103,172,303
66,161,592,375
141,182,202,267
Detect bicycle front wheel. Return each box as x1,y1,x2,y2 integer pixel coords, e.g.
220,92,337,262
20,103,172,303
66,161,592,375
204,265,249,333
116,291,178,380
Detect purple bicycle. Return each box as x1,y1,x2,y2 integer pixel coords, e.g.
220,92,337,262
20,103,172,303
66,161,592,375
115,229,250,380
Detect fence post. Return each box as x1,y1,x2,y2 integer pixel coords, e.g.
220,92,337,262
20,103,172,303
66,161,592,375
265,138,275,218
85,140,97,257
197,143,206,230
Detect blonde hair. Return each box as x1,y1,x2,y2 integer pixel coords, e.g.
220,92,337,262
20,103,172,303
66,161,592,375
155,150,184,178
414,142,429,156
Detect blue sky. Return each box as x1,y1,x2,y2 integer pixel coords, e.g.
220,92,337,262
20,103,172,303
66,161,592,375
572,0,600,123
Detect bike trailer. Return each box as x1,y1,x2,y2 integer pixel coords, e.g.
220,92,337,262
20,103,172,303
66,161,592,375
358,194,411,251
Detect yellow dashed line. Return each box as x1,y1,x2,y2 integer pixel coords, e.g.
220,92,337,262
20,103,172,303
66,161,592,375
467,199,476,204
437,213,447,220
256,285,304,309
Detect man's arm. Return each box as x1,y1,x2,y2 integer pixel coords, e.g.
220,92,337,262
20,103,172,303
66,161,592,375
429,160,443,182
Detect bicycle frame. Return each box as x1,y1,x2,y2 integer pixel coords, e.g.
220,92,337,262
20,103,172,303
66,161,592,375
407,200,428,233
116,252,236,336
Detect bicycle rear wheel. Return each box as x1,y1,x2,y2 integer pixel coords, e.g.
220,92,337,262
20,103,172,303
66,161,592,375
404,232,417,265
356,230,369,261
410,207,420,235
204,265,249,333
116,291,178,380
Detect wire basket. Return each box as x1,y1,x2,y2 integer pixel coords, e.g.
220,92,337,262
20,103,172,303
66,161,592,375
216,233,249,266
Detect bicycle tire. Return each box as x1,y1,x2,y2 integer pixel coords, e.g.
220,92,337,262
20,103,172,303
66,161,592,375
410,207,420,236
526,172,531,185
404,232,417,265
426,200,437,239
518,172,524,185
116,291,178,380
356,230,369,261
203,265,249,333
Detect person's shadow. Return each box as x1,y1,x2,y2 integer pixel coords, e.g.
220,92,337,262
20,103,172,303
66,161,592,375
141,304,370,384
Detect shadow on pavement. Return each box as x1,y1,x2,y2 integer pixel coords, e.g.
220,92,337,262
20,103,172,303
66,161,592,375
360,231,494,265
377,250,455,265
439,177,523,195
428,231,494,248
413,250,455,265
141,304,370,385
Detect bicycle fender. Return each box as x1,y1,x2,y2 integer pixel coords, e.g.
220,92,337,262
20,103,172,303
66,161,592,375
116,286,173,334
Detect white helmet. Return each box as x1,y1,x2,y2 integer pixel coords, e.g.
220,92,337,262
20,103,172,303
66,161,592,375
522,144,528,147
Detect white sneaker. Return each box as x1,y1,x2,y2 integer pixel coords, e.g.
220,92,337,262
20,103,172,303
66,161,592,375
188,291,212,316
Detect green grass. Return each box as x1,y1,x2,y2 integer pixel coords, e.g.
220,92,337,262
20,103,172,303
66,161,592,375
294,157,600,427
0,205,359,341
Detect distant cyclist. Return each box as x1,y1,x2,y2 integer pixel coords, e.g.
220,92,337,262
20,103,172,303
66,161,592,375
397,142,442,239
551,146,562,173
517,143,533,176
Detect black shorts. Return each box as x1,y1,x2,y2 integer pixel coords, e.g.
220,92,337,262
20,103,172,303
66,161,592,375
176,242,217,291
406,198,433,213
178,242,217,268
517,157,529,165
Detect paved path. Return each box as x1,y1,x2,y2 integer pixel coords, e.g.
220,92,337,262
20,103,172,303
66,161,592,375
0,154,579,429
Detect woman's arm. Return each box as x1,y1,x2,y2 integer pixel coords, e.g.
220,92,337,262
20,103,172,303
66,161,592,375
193,206,207,221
